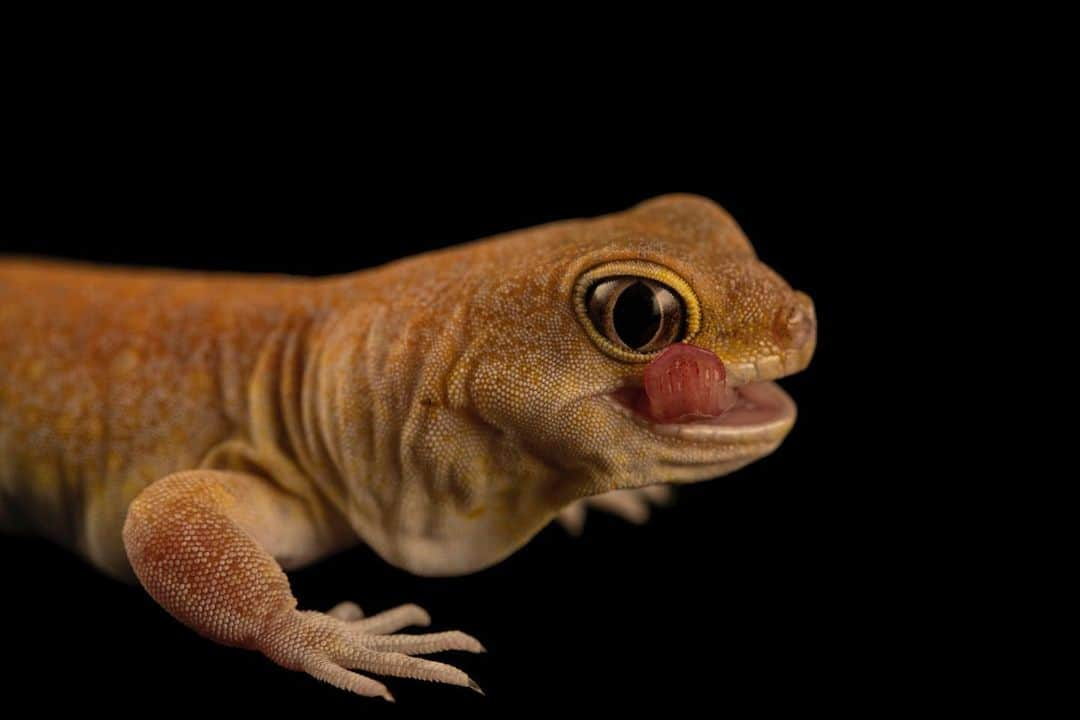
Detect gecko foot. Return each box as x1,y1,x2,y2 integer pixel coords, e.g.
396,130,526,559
259,603,485,701
557,485,674,535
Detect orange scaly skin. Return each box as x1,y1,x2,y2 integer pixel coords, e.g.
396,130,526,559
0,195,816,699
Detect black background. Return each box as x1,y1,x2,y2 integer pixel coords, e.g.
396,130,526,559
1,109,909,716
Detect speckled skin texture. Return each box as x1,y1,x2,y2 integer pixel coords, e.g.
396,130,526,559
0,194,816,698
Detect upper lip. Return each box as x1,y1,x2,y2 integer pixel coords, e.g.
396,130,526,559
725,346,814,385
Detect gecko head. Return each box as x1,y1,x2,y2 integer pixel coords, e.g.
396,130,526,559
461,194,816,505
328,194,816,575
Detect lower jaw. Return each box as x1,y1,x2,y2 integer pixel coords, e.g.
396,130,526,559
609,381,797,443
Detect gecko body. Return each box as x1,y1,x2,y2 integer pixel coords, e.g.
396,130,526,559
0,195,815,699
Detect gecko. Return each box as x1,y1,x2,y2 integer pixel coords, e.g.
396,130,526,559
0,194,816,701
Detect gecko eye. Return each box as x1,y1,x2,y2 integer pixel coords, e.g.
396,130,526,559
574,260,701,362
586,277,685,353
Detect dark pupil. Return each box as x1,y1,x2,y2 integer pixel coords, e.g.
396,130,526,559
613,281,661,350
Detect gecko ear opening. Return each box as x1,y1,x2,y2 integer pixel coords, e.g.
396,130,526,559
573,260,702,363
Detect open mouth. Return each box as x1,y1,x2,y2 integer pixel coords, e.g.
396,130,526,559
609,380,796,441
606,343,798,442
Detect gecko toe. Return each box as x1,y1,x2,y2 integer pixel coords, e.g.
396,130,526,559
360,630,486,655
327,601,365,621
351,603,432,634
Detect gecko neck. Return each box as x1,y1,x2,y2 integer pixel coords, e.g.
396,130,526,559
306,280,571,577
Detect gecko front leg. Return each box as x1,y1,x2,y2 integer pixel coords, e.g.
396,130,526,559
557,485,673,536
122,470,484,701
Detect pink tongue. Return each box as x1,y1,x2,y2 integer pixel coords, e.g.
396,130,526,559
641,344,735,422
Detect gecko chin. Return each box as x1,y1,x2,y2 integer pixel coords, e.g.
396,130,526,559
606,380,797,446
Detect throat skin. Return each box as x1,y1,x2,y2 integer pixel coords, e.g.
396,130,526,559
0,194,816,579
309,298,580,577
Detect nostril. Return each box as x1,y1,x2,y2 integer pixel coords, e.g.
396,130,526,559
775,299,815,349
